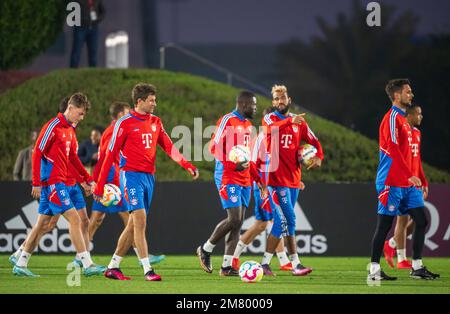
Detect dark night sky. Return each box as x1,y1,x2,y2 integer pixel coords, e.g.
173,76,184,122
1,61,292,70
156,0,450,44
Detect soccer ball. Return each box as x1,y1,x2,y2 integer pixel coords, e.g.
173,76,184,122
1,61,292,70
101,183,121,207
228,145,251,163
239,261,264,283
298,144,317,167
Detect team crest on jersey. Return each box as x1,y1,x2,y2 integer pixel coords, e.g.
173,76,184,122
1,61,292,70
151,124,157,132
230,196,238,203
63,198,70,206
131,198,138,206
280,189,287,197
292,126,298,133
388,204,396,212
236,126,243,133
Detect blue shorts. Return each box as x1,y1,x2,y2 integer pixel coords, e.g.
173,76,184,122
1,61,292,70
270,186,300,238
376,185,424,216
253,183,278,222
217,184,251,210
121,171,154,214
66,184,86,210
38,183,75,216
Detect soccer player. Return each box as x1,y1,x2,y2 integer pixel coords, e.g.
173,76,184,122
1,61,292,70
196,91,264,276
369,79,439,281
383,103,431,270
9,97,95,268
231,107,295,272
89,101,165,265
13,93,105,277
260,84,323,276
94,83,199,281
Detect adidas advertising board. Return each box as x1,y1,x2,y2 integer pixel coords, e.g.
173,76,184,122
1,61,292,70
0,182,449,256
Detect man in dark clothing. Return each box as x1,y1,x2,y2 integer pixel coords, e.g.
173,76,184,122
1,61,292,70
13,130,38,181
70,0,105,68
78,128,102,173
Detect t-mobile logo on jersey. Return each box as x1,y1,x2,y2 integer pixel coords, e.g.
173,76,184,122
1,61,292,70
411,143,419,157
281,134,293,148
142,133,153,149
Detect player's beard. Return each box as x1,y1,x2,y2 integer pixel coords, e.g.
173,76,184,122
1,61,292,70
276,103,290,115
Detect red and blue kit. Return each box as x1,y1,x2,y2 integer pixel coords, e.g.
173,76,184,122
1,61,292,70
211,110,260,210
251,132,279,221
92,120,126,214
375,106,424,216
65,127,92,211
262,111,323,238
410,127,428,187
32,113,92,216
94,110,196,213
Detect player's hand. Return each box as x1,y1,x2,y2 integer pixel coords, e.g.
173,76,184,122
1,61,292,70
235,161,250,171
408,176,422,187
93,194,101,202
423,186,429,200
81,182,92,196
299,181,306,190
292,113,306,124
89,181,97,194
307,156,322,170
188,168,199,180
257,182,268,199
31,186,41,199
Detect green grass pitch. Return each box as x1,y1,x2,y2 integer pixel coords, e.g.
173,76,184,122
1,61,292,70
1,255,449,294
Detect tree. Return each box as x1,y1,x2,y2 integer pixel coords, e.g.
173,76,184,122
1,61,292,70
277,0,450,171
0,1,66,70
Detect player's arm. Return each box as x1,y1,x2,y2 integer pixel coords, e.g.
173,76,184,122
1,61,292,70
418,153,429,198
31,122,55,198
250,134,267,197
387,118,417,185
69,137,94,184
157,121,199,179
262,113,305,131
301,122,324,169
94,123,128,197
92,132,110,182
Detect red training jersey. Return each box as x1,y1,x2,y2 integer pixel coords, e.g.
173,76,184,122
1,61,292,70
92,120,120,186
410,127,427,187
66,127,92,186
32,113,92,187
375,106,413,187
210,110,260,187
262,111,324,188
94,110,196,196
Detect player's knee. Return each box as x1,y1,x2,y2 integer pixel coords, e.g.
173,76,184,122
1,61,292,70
43,222,56,233
227,215,241,228
80,217,89,229
93,215,104,226
133,219,146,230
257,221,268,232
69,215,82,228
414,214,428,230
